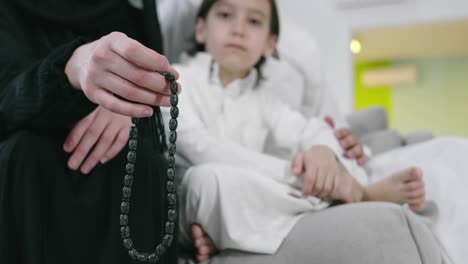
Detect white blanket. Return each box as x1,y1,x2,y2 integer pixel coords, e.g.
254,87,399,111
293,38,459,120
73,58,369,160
366,137,468,264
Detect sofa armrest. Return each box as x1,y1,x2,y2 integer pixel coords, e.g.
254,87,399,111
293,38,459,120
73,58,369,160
361,129,405,155
346,106,388,138
404,131,434,145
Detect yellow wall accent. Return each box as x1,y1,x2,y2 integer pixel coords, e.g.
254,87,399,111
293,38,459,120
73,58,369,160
355,61,393,127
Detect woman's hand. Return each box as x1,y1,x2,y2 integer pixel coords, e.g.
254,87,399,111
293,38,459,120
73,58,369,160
65,32,180,117
63,106,132,174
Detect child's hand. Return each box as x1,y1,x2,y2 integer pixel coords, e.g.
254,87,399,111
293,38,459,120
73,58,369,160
65,32,180,117
291,145,340,199
324,115,367,165
63,106,132,174
335,128,367,165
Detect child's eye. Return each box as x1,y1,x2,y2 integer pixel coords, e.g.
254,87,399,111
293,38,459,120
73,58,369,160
217,11,231,19
249,18,262,26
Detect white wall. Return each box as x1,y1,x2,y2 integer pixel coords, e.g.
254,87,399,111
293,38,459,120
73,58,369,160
277,0,468,115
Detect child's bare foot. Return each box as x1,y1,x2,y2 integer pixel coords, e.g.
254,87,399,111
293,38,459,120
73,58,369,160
191,224,218,263
364,167,426,211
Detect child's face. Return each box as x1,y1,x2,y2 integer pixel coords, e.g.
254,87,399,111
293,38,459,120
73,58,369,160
196,0,277,75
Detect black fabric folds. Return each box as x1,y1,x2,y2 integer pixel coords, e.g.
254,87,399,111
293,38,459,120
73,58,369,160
13,0,126,31
0,0,178,263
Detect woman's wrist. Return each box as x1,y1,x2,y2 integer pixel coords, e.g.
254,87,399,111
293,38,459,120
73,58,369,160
65,42,93,91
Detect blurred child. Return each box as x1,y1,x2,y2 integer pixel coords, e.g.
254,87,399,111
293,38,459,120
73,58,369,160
164,0,425,261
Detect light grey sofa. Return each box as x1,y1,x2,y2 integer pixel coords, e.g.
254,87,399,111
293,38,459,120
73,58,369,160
179,202,450,264
346,106,434,155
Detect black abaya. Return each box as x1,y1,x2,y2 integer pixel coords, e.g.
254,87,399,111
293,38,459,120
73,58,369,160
0,1,177,263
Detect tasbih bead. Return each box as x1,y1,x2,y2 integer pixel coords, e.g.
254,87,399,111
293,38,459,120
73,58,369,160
122,187,131,199
167,194,176,207
124,174,133,186
169,131,177,144
127,151,136,163
121,202,130,214
131,117,140,125
167,181,175,193
123,238,133,249
170,94,178,106
128,139,138,151
170,82,178,94
167,155,175,168
168,144,176,156
130,127,138,139
162,72,175,82
137,252,149,262
128,249,138,260
162,234,173,247
120,214,129,226
156,245,166,255
125,163,135,174
170,106,179,118
167,168,175,180
121,226,131,239
148,253,159,263
168,209,177,222
169,118,178,130
165,222,175,234
121,71,178,263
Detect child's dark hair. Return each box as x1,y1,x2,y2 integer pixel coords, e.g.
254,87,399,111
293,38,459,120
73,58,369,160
190,0,280,85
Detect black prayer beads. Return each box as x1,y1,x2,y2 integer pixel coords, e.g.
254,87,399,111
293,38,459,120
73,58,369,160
120,72,178,263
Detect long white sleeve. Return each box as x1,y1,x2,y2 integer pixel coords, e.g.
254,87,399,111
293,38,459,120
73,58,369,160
170,108,290,182
258,92,343,156
258,92,368,184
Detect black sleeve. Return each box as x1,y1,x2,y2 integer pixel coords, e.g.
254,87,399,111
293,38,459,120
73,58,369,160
0,31,97,139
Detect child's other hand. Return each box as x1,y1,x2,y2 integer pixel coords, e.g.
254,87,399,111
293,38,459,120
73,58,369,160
324,115,367,166
63,106,132,174
335,128,367,165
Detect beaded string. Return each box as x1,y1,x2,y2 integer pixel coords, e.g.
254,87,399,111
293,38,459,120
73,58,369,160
120,72,179,263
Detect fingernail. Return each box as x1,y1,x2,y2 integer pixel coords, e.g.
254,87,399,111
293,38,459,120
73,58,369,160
81,165,90,175
161,58,169,69
143,109,153,117
69,159,78,169
100,158,108,164
63,141,71,152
